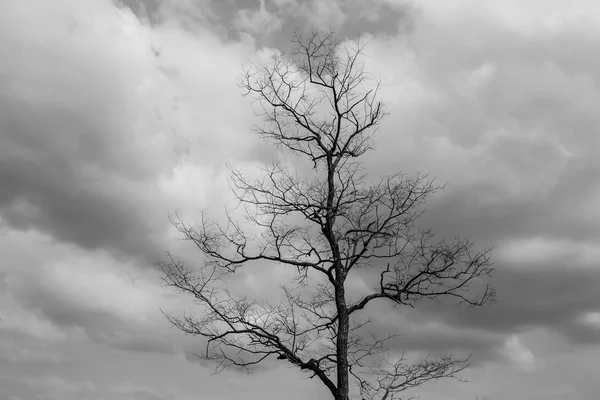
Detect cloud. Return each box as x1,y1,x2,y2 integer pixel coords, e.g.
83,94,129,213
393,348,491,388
0,0,264,263
0,229,190,359
299,0,347,30
114,382,171,400
501,335,538,372
0,296,68,343
0,335,63,364
0,0,175,261
18,375,97,400
226,0,410,50
153,0,217,30
234,0,283,36
263,0,346,30
391,248,600,352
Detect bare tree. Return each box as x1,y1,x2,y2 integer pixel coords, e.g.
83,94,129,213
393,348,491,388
161,31,494,400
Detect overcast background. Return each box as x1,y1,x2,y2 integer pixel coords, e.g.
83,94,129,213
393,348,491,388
1,0,600,399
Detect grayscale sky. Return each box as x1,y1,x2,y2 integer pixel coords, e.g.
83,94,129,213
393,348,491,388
1,0,600,399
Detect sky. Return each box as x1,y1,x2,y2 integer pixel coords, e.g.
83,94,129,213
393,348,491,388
1,0,600,399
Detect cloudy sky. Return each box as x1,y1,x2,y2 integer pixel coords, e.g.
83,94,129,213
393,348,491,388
1,0,600,399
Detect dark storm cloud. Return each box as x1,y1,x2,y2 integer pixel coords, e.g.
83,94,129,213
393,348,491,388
344,252,600,364
128,0,412,48
0,4,182,263
419,157,600,247
0,235,178,357
117,0,163,21
15,277,176,355
383,259,600,349
408,160,600,343
340,158,600,358
352,164,600,343
0,143,165,264
345,162,600,358
259,0,411,41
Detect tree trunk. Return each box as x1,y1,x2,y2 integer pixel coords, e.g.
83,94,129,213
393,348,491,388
335,282,350,400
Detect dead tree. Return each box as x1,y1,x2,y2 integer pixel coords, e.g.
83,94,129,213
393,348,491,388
161,31,494,400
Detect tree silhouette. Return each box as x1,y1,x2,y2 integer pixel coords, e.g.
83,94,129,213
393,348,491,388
162,31,494,400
